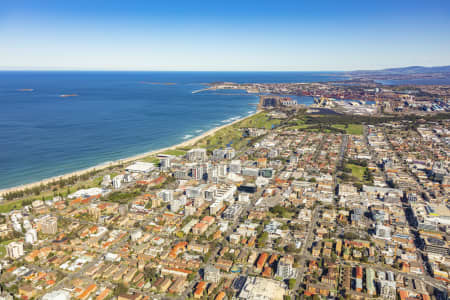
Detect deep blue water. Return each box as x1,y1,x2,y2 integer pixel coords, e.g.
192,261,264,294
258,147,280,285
0,71,340,189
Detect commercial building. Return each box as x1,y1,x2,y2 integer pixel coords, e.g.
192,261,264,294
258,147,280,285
238,276,286,300
186,186,202,199
366,268,376,296
375,224,392,240
238,183,257,194
125,161,155,173
214,184,236,202
258,95,296,109
222,204,242,220
259,168,273,178
42,290,71,300
242,167,259,177
229,160,242,174
423,237,449,256
68,187,106,199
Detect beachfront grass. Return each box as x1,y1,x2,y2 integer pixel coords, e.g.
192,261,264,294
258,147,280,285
236,112,280,130
0,171,119,213
162,149,187,156
0,199,24,213
194,112,277,151
141,156,161,164
195,124,242,150
331,124,363,135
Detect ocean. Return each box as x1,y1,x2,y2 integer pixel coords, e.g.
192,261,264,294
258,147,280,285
0,71,339,189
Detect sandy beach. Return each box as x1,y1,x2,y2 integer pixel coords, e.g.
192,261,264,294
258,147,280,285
0,111,259,197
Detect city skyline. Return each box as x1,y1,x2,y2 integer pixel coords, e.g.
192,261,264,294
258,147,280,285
1,0,450,71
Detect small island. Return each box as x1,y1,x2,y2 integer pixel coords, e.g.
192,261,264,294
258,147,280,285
59,94,78,98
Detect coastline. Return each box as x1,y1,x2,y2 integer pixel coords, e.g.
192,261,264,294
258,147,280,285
0,111,260,197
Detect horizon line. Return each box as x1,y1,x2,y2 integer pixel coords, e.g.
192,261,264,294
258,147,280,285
0,69,346,73
0,64,448,73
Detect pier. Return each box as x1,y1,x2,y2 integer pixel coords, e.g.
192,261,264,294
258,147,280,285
191,87,216,94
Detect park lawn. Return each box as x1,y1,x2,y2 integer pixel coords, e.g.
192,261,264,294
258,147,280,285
287,125,334,133
91,175,105,186
289,117,307,126
196,125,242,150
332,124,363,135
141,156,161,164
194,112,281,151
161,149,186,156
0,170,122,213
0,186,76,213
0,199,24,213
346,163,366,181
284,124,311,130
237,112,280,130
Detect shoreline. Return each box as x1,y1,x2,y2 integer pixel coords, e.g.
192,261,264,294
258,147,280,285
0,111,260,197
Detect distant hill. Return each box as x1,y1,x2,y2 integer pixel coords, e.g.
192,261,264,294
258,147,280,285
344,65,450,82
348,65,450,75
382,65,450,73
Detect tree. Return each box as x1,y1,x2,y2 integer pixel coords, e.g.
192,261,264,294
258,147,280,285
114,282,128,296
284,244,297,253
187,273,196,282
257,232,268,248
202,251,211,263
144,267,157,282
288,278,296,290
270,205,290,218
343,232,359,240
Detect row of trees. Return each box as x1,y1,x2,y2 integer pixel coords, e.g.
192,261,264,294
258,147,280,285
2,169,104,201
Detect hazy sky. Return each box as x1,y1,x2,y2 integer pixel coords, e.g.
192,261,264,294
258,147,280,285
1,0,450,71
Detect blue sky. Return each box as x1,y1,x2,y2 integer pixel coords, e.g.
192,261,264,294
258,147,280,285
1,0,449,71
